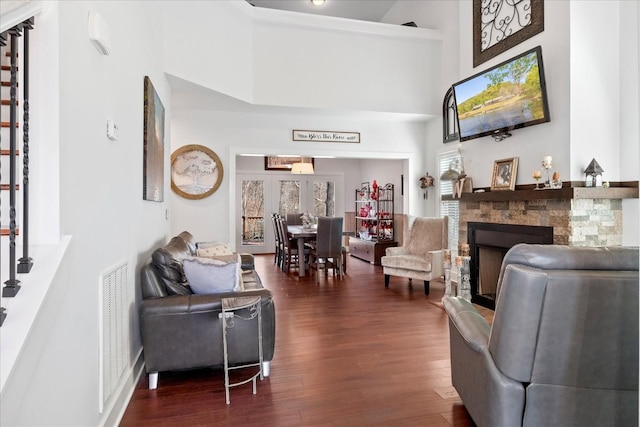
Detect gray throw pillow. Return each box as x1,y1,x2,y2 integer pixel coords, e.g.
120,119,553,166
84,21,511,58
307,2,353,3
182,256,240,294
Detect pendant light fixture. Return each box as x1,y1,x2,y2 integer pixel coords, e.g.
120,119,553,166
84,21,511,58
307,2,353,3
291,161,315,174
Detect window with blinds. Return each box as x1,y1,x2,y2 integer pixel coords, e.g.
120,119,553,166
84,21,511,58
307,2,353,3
439,150,461,255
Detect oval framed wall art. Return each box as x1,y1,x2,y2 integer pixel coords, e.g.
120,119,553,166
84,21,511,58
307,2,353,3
170,144,224,199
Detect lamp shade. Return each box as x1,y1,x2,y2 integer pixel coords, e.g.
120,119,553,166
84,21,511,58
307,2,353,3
291,162,314,174
440,168,460,181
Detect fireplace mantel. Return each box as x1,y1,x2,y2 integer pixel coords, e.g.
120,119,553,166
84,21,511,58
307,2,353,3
442,181,638,203
454,181,638,247
450,180,637,309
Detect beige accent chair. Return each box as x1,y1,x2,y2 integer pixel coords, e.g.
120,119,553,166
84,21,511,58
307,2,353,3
381,216,448,295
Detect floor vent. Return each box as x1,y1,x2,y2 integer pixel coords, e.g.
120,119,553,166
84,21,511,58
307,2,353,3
99,259,129,413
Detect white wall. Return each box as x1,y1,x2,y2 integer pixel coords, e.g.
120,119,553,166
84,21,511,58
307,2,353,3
162,0,254,103
382,0,638,245
2,1,637,426
251,14,441,115
1,1,170,425
570,1,620,180
170,109,422,242
619,0,640,246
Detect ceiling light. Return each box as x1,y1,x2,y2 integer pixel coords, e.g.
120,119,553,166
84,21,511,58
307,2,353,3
311,0,325,6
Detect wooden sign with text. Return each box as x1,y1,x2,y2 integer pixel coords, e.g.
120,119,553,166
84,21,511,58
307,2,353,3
292,130,360,143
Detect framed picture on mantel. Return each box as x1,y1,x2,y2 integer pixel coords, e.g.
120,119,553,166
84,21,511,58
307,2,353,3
491,157,519,191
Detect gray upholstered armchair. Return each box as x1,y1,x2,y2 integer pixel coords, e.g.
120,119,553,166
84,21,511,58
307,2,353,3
381,216,448,294
443,244,639,427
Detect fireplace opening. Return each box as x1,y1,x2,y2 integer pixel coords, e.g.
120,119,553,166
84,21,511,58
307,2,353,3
468,222,553,309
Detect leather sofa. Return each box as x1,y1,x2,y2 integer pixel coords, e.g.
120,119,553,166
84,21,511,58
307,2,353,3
443,244,639,427
140,231,276,389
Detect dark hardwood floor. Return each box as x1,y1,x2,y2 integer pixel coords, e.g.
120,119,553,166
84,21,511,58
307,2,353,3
120,254,481,426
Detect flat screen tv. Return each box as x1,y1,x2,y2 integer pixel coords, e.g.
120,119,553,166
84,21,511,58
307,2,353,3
452,46,550,142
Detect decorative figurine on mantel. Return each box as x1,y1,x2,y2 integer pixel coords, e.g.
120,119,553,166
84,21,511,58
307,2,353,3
532,170,542,189
585,158,604,187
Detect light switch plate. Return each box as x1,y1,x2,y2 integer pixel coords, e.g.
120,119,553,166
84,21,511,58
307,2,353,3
106,120,119,141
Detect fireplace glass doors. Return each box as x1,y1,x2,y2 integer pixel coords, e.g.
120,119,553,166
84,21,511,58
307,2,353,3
467,222,553,309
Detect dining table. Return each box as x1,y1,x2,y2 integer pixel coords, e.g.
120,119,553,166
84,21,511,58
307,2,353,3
287,224,317,277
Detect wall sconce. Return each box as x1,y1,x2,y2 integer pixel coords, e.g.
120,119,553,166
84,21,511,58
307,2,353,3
419,172,435,199
584,158,603,187
291,162,314,174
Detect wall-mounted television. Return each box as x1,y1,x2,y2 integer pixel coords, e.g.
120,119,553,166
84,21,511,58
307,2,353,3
452,46,550,142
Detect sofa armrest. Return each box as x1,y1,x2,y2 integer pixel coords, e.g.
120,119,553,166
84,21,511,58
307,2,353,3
385,246,407,256
140,288,272,317
443,296,491,353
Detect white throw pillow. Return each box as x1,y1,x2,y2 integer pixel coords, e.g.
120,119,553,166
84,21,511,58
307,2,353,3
196,242,233,257
183,256,241,294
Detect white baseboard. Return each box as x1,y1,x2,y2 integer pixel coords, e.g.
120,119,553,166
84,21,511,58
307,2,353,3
99,348,145,427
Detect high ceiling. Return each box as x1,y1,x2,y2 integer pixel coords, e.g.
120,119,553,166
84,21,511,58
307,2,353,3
246,0,398,23
171,0,427,121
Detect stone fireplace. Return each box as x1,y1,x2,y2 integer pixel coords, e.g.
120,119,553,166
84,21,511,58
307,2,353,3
453,183,638,308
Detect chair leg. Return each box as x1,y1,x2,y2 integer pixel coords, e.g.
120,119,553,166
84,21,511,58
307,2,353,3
424,280,430,295
384,274,390,288
342,251,347,274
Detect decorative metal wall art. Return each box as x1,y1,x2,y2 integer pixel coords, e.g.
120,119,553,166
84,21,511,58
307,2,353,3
473,0,544,67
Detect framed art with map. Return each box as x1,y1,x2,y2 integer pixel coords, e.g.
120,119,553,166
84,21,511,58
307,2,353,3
171,145,224,200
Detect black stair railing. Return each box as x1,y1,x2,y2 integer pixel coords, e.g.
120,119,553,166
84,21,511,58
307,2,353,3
17,18,33,274
2,25,22,298
0,30,6,326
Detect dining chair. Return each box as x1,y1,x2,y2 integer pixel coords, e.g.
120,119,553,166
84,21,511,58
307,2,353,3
308,216,344,282
277,216,309,273
271,213,283,268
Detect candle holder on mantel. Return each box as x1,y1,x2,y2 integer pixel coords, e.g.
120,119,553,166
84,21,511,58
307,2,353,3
542,156,553,188
532,170,543,190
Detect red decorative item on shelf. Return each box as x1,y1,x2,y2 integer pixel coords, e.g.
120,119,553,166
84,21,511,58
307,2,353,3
371,180,378,200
